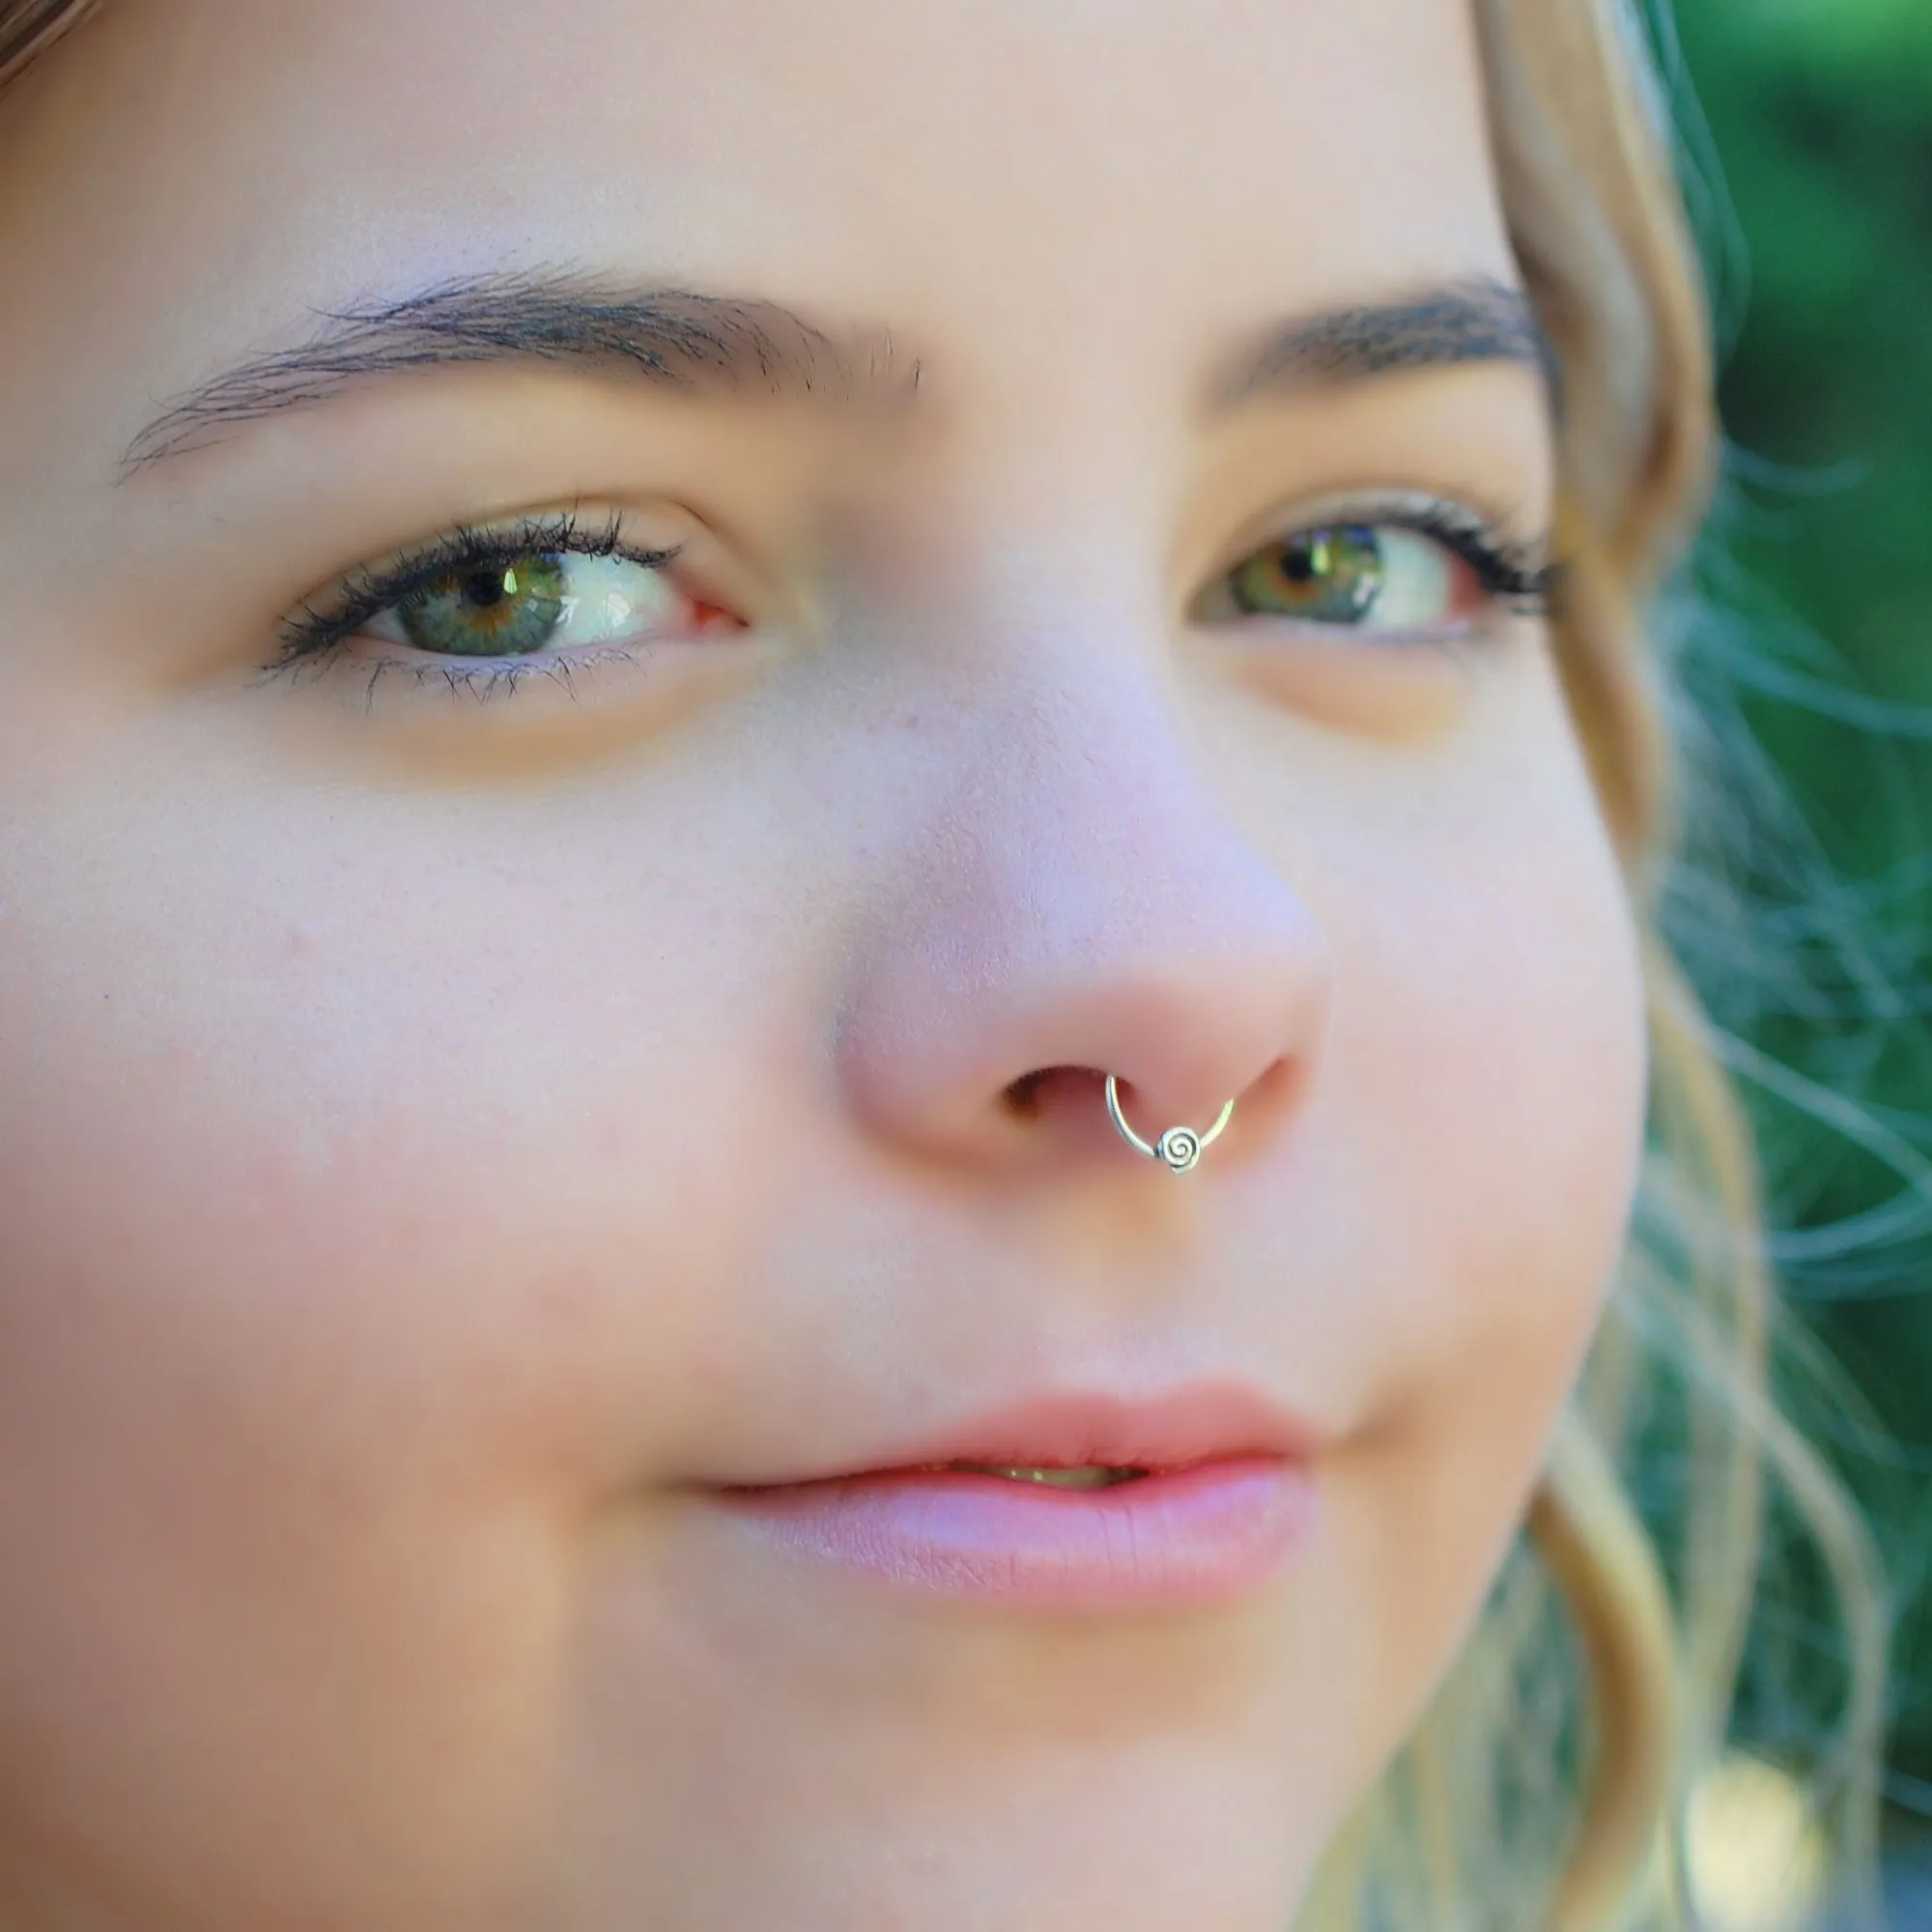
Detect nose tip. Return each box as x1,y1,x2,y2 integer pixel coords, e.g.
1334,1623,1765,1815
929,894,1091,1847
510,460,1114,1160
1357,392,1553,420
834,757,1334,1176
846,944,1322,1176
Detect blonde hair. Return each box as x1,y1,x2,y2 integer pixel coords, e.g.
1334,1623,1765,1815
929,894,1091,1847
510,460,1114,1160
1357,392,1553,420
1300,2,1893,1926
0,1,1895,1927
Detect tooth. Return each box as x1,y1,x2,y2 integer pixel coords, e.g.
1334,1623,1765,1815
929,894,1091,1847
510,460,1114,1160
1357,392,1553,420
954,1463,1134,1490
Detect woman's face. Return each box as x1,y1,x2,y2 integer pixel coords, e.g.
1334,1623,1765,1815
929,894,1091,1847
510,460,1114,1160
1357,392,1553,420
0,3,1647,1926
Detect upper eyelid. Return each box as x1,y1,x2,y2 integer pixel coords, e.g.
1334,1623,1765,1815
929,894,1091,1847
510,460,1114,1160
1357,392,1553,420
1188,491,1550,595
1212,487,1542,554
359,489,1537,576
348,513,677,591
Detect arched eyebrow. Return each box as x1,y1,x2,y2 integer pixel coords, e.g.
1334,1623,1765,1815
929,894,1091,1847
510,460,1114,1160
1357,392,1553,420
1204,274,1559,413
114,271,918,477
114,268,1555,480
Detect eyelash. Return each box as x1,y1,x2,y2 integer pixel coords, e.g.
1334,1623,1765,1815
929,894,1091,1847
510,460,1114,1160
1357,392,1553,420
262,507,688,699
1343,499,1555,616
260,497,1557,702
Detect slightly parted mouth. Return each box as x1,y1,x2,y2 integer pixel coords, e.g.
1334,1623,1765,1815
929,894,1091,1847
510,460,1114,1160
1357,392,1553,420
725,1461,1158,1493
920,1460,1151,1488
710,1381,1328,1492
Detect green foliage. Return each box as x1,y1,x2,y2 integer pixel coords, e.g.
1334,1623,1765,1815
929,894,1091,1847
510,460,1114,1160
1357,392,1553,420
1664,0,1932,1849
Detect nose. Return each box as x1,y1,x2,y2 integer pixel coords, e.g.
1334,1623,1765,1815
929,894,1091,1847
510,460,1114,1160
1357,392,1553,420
832,648,1334,1178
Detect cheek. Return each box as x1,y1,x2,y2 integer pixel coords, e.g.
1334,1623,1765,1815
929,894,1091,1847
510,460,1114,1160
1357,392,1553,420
1390,842,1646,1394
0,786,775,1484
0,744,800,1914
1321,765,1649,1729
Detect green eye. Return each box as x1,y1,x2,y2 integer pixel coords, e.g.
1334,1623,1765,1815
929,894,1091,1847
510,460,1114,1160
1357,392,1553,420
398,554,571,658
1227,525,1384,623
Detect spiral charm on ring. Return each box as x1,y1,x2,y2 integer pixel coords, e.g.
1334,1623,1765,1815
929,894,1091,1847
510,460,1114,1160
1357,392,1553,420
1103,1074,1236,1175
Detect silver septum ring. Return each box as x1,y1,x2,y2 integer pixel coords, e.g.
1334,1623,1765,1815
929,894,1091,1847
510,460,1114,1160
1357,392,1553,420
1103,1074,1236,1175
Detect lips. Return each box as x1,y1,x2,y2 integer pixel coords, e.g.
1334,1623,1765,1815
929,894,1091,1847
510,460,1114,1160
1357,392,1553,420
708,1383,1326,1610
717,1381,1331,1491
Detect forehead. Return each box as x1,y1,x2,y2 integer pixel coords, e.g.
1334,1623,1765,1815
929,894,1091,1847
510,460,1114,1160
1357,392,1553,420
5,0,1511,402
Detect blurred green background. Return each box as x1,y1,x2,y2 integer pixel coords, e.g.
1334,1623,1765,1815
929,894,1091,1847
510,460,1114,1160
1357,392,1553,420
1661,0,1932,1876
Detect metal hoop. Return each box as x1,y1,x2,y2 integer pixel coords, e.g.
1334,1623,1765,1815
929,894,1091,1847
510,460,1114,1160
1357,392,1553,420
1103,1074,1236,1175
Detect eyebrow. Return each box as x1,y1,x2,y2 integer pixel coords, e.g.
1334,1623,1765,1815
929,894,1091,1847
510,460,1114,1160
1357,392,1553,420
115,269,1554,479
1206,275,1558,412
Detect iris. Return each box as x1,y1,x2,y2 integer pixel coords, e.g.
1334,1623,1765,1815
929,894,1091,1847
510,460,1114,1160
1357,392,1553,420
399,554,570,657
1228,525,1383,623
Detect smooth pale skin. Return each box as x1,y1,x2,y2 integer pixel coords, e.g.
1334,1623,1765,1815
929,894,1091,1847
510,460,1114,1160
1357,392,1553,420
0,3,1648,1928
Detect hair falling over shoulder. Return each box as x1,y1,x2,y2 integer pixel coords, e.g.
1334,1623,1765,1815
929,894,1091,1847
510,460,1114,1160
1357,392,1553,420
0,0,1894,1927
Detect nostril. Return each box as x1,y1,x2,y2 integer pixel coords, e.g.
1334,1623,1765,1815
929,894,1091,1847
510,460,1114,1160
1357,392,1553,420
1002,1065,1103,1120
1002,1067,1052,1118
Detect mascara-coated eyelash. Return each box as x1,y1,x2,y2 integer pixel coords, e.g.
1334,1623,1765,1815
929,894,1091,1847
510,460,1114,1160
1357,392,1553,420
1202,494,1559,636
258,492,1557,719
1375,500,1557,614
263,507,688,678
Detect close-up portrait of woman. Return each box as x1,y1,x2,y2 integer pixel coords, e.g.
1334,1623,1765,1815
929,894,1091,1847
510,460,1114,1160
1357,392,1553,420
3,0,1927,1927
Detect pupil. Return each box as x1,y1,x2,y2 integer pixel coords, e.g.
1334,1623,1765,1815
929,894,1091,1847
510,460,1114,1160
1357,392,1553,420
465,570,511,608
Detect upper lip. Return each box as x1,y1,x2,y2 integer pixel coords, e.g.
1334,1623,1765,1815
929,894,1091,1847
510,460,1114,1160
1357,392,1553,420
719,1381,1333,1488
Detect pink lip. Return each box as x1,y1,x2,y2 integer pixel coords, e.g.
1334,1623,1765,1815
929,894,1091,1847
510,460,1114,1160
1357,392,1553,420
728,1382,1331,1487
709,1383,1327,1610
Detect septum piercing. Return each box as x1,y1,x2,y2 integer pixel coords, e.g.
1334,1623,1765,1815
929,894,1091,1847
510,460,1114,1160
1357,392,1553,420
1103,1074,1236,1175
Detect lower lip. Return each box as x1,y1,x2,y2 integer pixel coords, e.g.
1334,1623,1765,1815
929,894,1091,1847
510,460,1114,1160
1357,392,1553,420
713,1458,1318,1610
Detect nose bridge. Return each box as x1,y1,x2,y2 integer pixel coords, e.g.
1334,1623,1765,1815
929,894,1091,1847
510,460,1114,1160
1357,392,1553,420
952,634,1263,958
833,602,1334,1173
